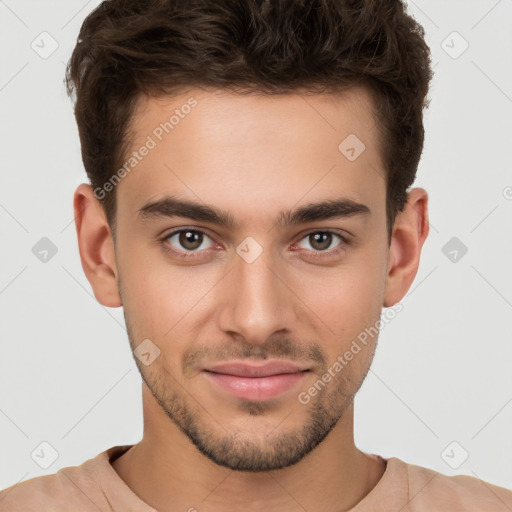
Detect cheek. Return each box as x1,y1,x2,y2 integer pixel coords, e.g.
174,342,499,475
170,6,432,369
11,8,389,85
118,243,218,336
300,251,387,344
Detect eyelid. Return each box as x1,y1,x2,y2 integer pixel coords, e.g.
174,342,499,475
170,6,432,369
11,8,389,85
160,227,219,253
292,229,350,256
294,227,350,243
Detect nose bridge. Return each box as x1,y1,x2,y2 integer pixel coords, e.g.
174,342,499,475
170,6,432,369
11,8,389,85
218,244,294,343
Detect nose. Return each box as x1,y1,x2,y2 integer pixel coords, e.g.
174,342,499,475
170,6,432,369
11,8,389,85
217,245,298,346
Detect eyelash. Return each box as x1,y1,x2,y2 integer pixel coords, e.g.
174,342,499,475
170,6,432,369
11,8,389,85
159,228,350,260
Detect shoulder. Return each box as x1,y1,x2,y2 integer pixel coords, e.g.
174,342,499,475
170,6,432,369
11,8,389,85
0,445,135,511
0,467,99,511
401,458,512,511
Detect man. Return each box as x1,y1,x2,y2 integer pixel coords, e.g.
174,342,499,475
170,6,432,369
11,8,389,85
1,0,510,510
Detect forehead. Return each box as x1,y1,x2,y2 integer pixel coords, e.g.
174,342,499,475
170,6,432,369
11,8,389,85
116,85,386,224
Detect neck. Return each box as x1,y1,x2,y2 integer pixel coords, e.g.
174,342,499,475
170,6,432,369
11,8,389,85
112,385,386,512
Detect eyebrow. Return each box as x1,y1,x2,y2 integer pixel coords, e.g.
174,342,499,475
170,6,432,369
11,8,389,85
137,195,371,229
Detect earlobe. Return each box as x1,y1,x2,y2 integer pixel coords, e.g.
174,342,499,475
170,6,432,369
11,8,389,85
73,183,122,307
383,187,429,307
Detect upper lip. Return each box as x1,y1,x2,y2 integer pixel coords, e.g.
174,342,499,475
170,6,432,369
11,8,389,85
203,361,310,378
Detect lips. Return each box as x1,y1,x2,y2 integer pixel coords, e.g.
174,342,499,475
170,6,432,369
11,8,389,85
204,361,309,377
202,360,310,401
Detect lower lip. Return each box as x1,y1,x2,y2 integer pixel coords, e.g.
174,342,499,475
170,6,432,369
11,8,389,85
203,371,309,401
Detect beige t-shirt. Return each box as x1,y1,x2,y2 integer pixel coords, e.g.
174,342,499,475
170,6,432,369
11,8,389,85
0,445,511,511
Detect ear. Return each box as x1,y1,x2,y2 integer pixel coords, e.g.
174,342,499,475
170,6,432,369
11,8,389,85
73,183,122,307
383,187,429,307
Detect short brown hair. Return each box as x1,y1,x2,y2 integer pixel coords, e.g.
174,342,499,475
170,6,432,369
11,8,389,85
65,0,433,241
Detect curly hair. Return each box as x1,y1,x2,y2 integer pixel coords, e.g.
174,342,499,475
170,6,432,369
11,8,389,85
65,0,433,241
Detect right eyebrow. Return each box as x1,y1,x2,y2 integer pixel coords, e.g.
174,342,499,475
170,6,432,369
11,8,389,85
137,196,237,228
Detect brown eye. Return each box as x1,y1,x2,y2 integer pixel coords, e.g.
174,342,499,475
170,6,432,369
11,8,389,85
179,230,202,250
309,232,332,251
295,231,348,257
165,229,215,253
298,231,340,252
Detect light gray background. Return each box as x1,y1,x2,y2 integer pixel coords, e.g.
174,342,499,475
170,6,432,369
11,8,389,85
1,0,511,492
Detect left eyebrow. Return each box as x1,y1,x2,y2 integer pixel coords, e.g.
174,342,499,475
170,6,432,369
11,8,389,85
137,195,371,229
276,198,371,227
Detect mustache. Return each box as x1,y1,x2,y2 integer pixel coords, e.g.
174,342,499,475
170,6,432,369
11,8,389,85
182,336,327,373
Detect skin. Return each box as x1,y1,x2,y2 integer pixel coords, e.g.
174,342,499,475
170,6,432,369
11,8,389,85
74,85,429,512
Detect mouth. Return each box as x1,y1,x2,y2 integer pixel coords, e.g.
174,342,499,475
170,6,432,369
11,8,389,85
202,361,311,401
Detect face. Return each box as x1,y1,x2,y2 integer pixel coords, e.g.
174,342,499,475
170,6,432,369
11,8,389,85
112,86,391,471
